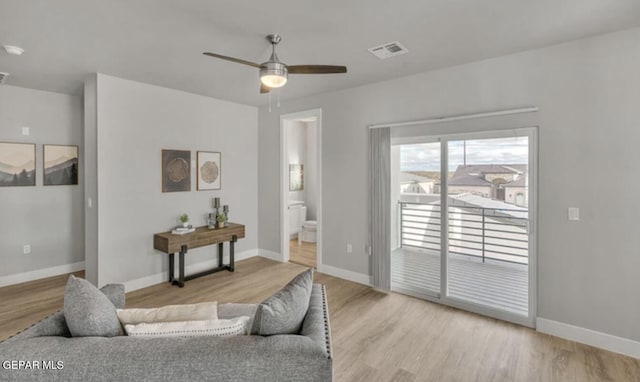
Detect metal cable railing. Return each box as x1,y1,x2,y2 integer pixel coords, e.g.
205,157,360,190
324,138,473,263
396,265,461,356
400,201,529,264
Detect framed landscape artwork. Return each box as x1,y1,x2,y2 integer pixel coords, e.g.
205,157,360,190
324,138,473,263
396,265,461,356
0,142,36,187
197,151,221,191
162,149,191,192
44,144,79,186
289,164,304,191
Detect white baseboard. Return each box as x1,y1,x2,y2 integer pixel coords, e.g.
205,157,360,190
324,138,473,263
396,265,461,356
122,249,260,292
537,317,640,359
317,264,372,286
258,249,284,262
0,261,85,287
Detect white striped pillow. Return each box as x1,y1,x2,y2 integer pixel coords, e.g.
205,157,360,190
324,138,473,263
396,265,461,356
124,316,250,338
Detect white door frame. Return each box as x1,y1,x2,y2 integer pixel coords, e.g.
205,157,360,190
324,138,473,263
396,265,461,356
279,108,322,268
392,127,538,328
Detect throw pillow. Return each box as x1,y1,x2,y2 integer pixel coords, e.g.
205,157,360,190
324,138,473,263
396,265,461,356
116,301,218,325
99,284,125,309
124,316,250,338
251,268,314,335
63,275,123,337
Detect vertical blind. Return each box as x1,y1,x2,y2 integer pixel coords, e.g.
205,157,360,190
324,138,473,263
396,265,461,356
369,127,391,289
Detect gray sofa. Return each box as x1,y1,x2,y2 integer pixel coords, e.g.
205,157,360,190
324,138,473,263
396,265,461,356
0,284,332,382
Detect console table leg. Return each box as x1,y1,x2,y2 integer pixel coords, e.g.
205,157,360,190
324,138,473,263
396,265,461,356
178,245,186,288
218,242,224,268
169,253,175,282
230,235,237,272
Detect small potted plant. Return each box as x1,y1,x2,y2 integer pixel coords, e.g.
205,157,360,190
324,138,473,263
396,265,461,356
216,212,227,228
179,213,189,228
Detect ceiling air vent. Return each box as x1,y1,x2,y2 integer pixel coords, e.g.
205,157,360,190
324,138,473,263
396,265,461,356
0,72,9,84
368,41,408,60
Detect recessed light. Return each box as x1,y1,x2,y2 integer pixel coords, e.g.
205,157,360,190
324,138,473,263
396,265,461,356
3,45,24,56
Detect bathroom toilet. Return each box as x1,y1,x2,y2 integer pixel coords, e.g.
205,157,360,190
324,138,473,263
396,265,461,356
300,220,317,243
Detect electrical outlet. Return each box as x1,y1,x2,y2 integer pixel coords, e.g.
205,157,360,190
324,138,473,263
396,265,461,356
21,126,30,136
23,244,31,254
346,244,353,253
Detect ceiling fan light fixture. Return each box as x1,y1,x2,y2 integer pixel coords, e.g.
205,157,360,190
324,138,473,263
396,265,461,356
259,61,288,88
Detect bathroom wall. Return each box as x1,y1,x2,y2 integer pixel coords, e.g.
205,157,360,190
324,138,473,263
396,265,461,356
287,121,307,204
305,121,317,220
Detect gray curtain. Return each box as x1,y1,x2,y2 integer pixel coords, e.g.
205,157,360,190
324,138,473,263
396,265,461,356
369,127,391,290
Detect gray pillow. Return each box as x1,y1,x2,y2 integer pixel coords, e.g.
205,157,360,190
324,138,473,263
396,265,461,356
251,268,313,335
100,284,126,309
63,275,123,337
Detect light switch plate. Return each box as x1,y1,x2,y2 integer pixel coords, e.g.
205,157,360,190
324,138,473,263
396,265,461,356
568,207,579,221
21,126,30,136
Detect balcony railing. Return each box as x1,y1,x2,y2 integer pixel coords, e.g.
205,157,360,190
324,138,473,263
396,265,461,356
399,201,529,265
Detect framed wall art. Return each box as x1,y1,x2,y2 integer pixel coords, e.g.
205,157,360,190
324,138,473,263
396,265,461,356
0,142,36,187
289,164,304,191
197,151,221,191
162,149,191,192
43,144,79,186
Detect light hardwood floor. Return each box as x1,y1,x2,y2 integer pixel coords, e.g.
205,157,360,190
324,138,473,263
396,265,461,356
289,238,317,268
1,257,639,382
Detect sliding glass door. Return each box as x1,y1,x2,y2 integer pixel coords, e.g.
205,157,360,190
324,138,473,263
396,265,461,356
392,129,536,326
393,141,442,297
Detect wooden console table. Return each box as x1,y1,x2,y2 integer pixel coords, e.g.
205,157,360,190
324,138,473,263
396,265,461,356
153,223,245,287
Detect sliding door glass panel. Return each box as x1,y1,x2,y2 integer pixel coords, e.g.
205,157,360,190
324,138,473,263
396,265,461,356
446,136,529,316
392,142,441,297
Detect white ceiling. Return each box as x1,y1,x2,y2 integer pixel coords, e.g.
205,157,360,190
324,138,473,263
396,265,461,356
1,0,639,106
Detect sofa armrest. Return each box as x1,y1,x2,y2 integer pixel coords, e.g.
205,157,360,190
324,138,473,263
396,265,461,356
300,284,332,359
2,283,125,343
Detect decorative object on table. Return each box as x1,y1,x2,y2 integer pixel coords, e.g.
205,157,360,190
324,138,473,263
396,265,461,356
43,144,79,186
209,198,230,229
0,141,36,187
196,151,221,190
171,226,195,235
162,149,191,192
216,211,228,228
289,164,303,191
207,212,217,229
179,213,189,227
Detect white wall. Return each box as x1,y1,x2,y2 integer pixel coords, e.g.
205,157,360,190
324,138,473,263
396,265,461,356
258,28,640,343
87,74,258,287
0,85,84,281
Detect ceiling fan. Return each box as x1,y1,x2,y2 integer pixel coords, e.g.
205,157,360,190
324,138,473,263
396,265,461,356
203,34,347,94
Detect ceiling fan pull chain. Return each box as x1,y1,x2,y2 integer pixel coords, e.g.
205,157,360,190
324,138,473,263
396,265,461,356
268,91,272,113
277,88,281,108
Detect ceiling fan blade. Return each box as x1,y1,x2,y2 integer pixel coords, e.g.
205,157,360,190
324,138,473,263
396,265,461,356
203,52,261,68
260,83,271,94
288,65,347,74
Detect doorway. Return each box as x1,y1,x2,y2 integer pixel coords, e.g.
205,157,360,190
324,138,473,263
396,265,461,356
391,128,537,327
280,109,322,269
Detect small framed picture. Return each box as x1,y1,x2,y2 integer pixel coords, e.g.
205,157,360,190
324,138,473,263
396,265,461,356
162,149,191,192
197,151,221,191
289,164,303,191
0,142,36,187
43,144,79,186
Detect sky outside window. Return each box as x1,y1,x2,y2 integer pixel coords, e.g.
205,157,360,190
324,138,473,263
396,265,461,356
401,137,528,172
